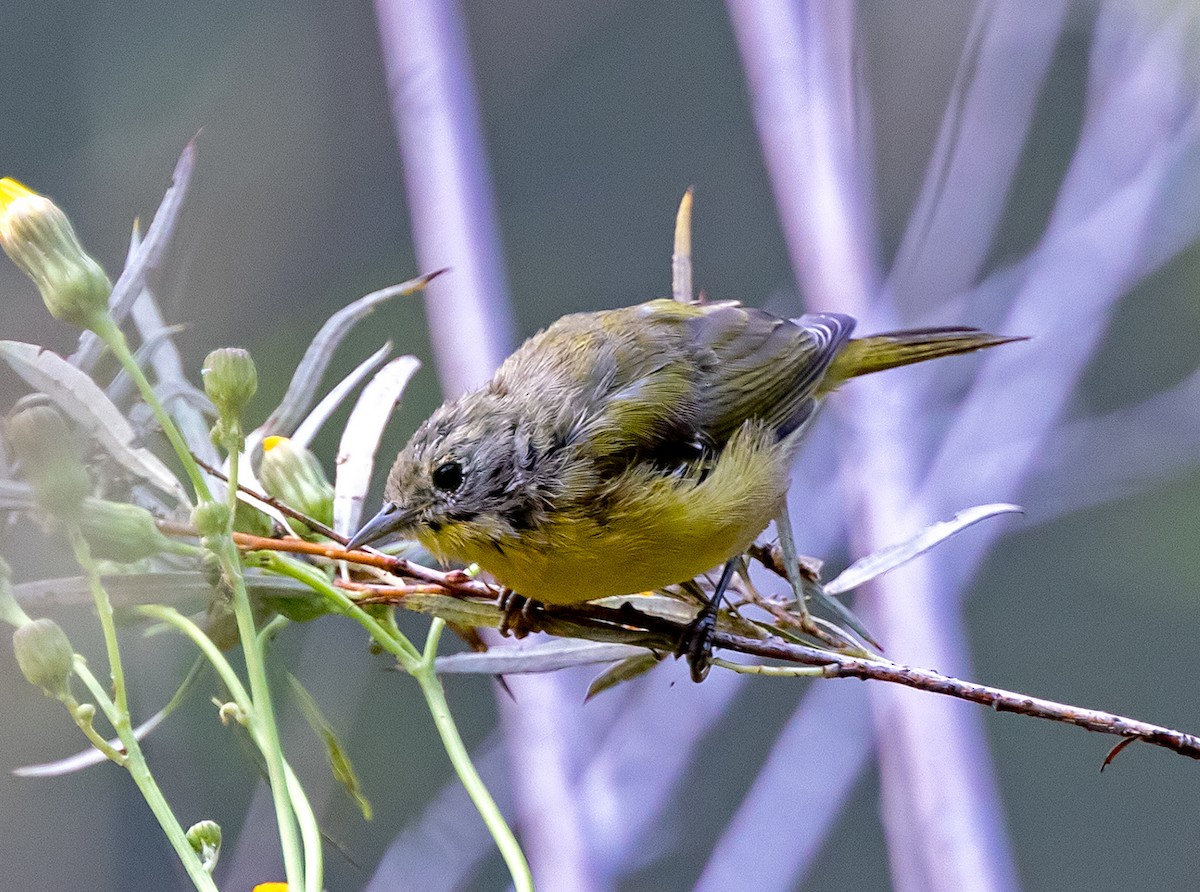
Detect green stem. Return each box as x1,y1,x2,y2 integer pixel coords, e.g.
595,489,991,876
62,685,126,764
259,553,530,888
412,643,532,892
69,528,129,729
72,658,218,891
284,760,324,892
92,315,211,502
136,605,323,891
84,315,301,888
711,657,825,677
218,438,305,888
261,553,421,669
135,606,252,711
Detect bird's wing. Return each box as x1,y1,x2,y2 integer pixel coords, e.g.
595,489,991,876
574,300,855,472
686,303,855,443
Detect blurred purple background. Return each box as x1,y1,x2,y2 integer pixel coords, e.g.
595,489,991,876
4,2,1200,890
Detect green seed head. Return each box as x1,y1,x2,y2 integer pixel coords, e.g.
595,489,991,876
202,348,258,422
13,618,74,699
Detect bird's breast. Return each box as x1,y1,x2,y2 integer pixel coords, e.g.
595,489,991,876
422,421,794,605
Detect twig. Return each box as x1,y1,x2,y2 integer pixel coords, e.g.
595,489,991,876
191,455,344,542
252,560,1200,763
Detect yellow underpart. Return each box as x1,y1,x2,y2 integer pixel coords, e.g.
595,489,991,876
417,421,794,605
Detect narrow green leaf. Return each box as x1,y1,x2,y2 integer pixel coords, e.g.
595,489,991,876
585,651,665,701
289,674,372,821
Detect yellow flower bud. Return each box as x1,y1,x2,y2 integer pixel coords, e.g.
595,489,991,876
202,348,258,421
0,178,112,330
13,617,75,699
259,436,334,534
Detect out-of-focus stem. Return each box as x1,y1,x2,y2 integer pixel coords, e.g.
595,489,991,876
373,0,591,886
373,0,514,395
72,650,218,891
726,2,1018,890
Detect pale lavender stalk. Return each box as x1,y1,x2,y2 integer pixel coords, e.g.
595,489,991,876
373,2,595,888
694,682,873,892
888,2,1069,312
921,8,1200,596
373,0,514,394
727,2,1019,890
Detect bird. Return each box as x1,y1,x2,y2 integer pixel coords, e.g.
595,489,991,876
346,297,1020,675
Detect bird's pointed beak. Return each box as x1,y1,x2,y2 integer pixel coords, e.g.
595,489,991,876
345,501,413,552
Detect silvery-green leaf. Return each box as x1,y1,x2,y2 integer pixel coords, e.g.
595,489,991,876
334,356,420,535
592,593,698,624
12,570,313,611
70,139,196,372
14,657,203,777
122,218,216,464
585,651,665,701
435,640,646,675
291,341,393,449
258,270,444,442
825,503,1023,596
0,341,189,504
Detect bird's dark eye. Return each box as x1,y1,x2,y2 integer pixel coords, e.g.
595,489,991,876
432,460,464,492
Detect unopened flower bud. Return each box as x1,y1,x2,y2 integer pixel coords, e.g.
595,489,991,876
5,402,90,517
233,499,274,537
259,436,333,533
13,618,74,699
186,820,222,873
202,348,257,421
77,498,175,563
192,501,232,538
0,179,112,330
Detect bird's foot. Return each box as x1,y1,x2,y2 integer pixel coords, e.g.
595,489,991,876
497,588,544,639
677,605,717,683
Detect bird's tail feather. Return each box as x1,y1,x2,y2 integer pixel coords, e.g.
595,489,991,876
822,327,1025,391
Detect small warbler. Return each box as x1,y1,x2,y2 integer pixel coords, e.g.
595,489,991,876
348,298,1019,654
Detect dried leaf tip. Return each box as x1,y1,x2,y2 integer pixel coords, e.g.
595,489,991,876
672,187,695,304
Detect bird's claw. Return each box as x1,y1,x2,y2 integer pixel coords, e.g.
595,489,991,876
497,588,543,639
677,607,716,683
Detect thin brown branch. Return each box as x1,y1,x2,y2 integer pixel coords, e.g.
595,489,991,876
159,525,1200,763
714,632,1200,761
364,583,1200,763
192,454,345,542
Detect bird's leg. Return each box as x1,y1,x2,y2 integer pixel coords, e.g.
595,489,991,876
677,559,738,683
496,587,543,639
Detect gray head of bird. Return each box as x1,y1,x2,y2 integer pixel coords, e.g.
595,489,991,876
345,391,566,553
